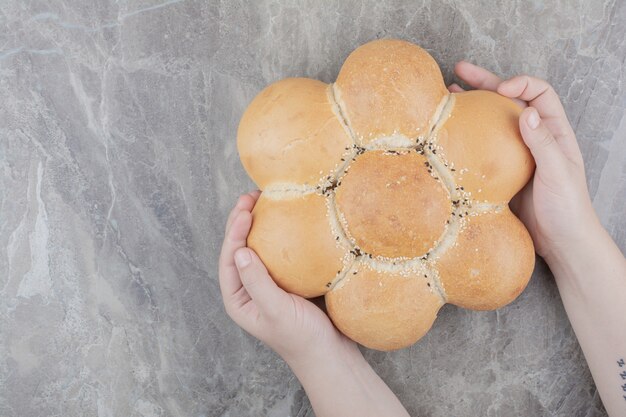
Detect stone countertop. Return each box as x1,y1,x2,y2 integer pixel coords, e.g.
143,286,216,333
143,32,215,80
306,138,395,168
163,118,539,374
1,1,624,416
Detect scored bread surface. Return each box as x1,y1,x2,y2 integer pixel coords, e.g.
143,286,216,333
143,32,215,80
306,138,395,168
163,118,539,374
238,39,536,351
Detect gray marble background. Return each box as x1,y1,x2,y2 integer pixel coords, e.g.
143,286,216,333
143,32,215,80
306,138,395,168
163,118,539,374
0,0,624,416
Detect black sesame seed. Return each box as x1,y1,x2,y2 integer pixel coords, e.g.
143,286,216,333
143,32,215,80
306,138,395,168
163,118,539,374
350,247,363,257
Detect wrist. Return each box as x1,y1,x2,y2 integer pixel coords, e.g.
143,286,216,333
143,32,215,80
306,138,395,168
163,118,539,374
542,213,604,272
543,215,624,298
283,335,364,375
282,336,411,417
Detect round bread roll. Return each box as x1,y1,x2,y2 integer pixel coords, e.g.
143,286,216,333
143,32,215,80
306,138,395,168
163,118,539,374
237,39,536,351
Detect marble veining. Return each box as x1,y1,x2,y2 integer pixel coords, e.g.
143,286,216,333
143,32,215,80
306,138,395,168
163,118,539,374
0,0,624,416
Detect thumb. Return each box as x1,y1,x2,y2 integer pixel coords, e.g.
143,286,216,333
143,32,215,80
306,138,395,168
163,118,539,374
234,248,287,316
519,107,567,176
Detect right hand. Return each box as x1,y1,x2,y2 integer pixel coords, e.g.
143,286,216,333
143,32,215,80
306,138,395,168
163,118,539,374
218,192,359,365
448,62,600,261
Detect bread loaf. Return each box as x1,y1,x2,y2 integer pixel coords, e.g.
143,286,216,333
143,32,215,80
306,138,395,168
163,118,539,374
237,39,536,351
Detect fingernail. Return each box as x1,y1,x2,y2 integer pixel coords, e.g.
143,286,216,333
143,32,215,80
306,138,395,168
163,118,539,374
235,249,251,268
527,109,540,130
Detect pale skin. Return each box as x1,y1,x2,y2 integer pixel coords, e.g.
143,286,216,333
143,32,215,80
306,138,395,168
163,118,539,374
218,62,626,417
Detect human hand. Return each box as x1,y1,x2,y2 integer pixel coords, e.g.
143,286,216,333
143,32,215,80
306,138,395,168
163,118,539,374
448,62,600,261
219,192,411,417
218,191,359,365
450,63,626,417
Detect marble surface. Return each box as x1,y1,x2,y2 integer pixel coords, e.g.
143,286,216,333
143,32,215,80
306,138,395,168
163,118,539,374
0,0,624,416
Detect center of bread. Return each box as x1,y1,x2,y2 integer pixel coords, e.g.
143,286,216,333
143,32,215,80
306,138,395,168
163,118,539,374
334,150,451,259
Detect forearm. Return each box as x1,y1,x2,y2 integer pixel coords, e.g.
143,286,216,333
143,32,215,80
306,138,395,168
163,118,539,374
546,219,626,417
285,339,410,417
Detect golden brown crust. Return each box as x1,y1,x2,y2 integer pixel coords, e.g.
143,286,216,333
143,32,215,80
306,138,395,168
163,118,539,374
335,151,450,258
325,261,443,351
435,90,535,202
248,193,350,298
237,78,353,189
434,207,535,310
237,39,537,351
335,39,447,145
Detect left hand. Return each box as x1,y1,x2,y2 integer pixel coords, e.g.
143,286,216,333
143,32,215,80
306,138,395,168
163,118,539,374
218,191,358,364
448,62,592,260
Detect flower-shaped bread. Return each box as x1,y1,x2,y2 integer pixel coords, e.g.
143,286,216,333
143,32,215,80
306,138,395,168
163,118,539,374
237,39,536,351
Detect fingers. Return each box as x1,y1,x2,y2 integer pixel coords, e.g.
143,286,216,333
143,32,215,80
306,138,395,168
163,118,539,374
448,83,464,93
519,107,568,178
234,247,286,317
225,191,262,234
219,210,253,300
451,62,582,172
497,76,570,131
220,194,287,320
499,76,583,166
454,61,503,91
248,189,261,201
452,62,526,107
509,181,536,236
